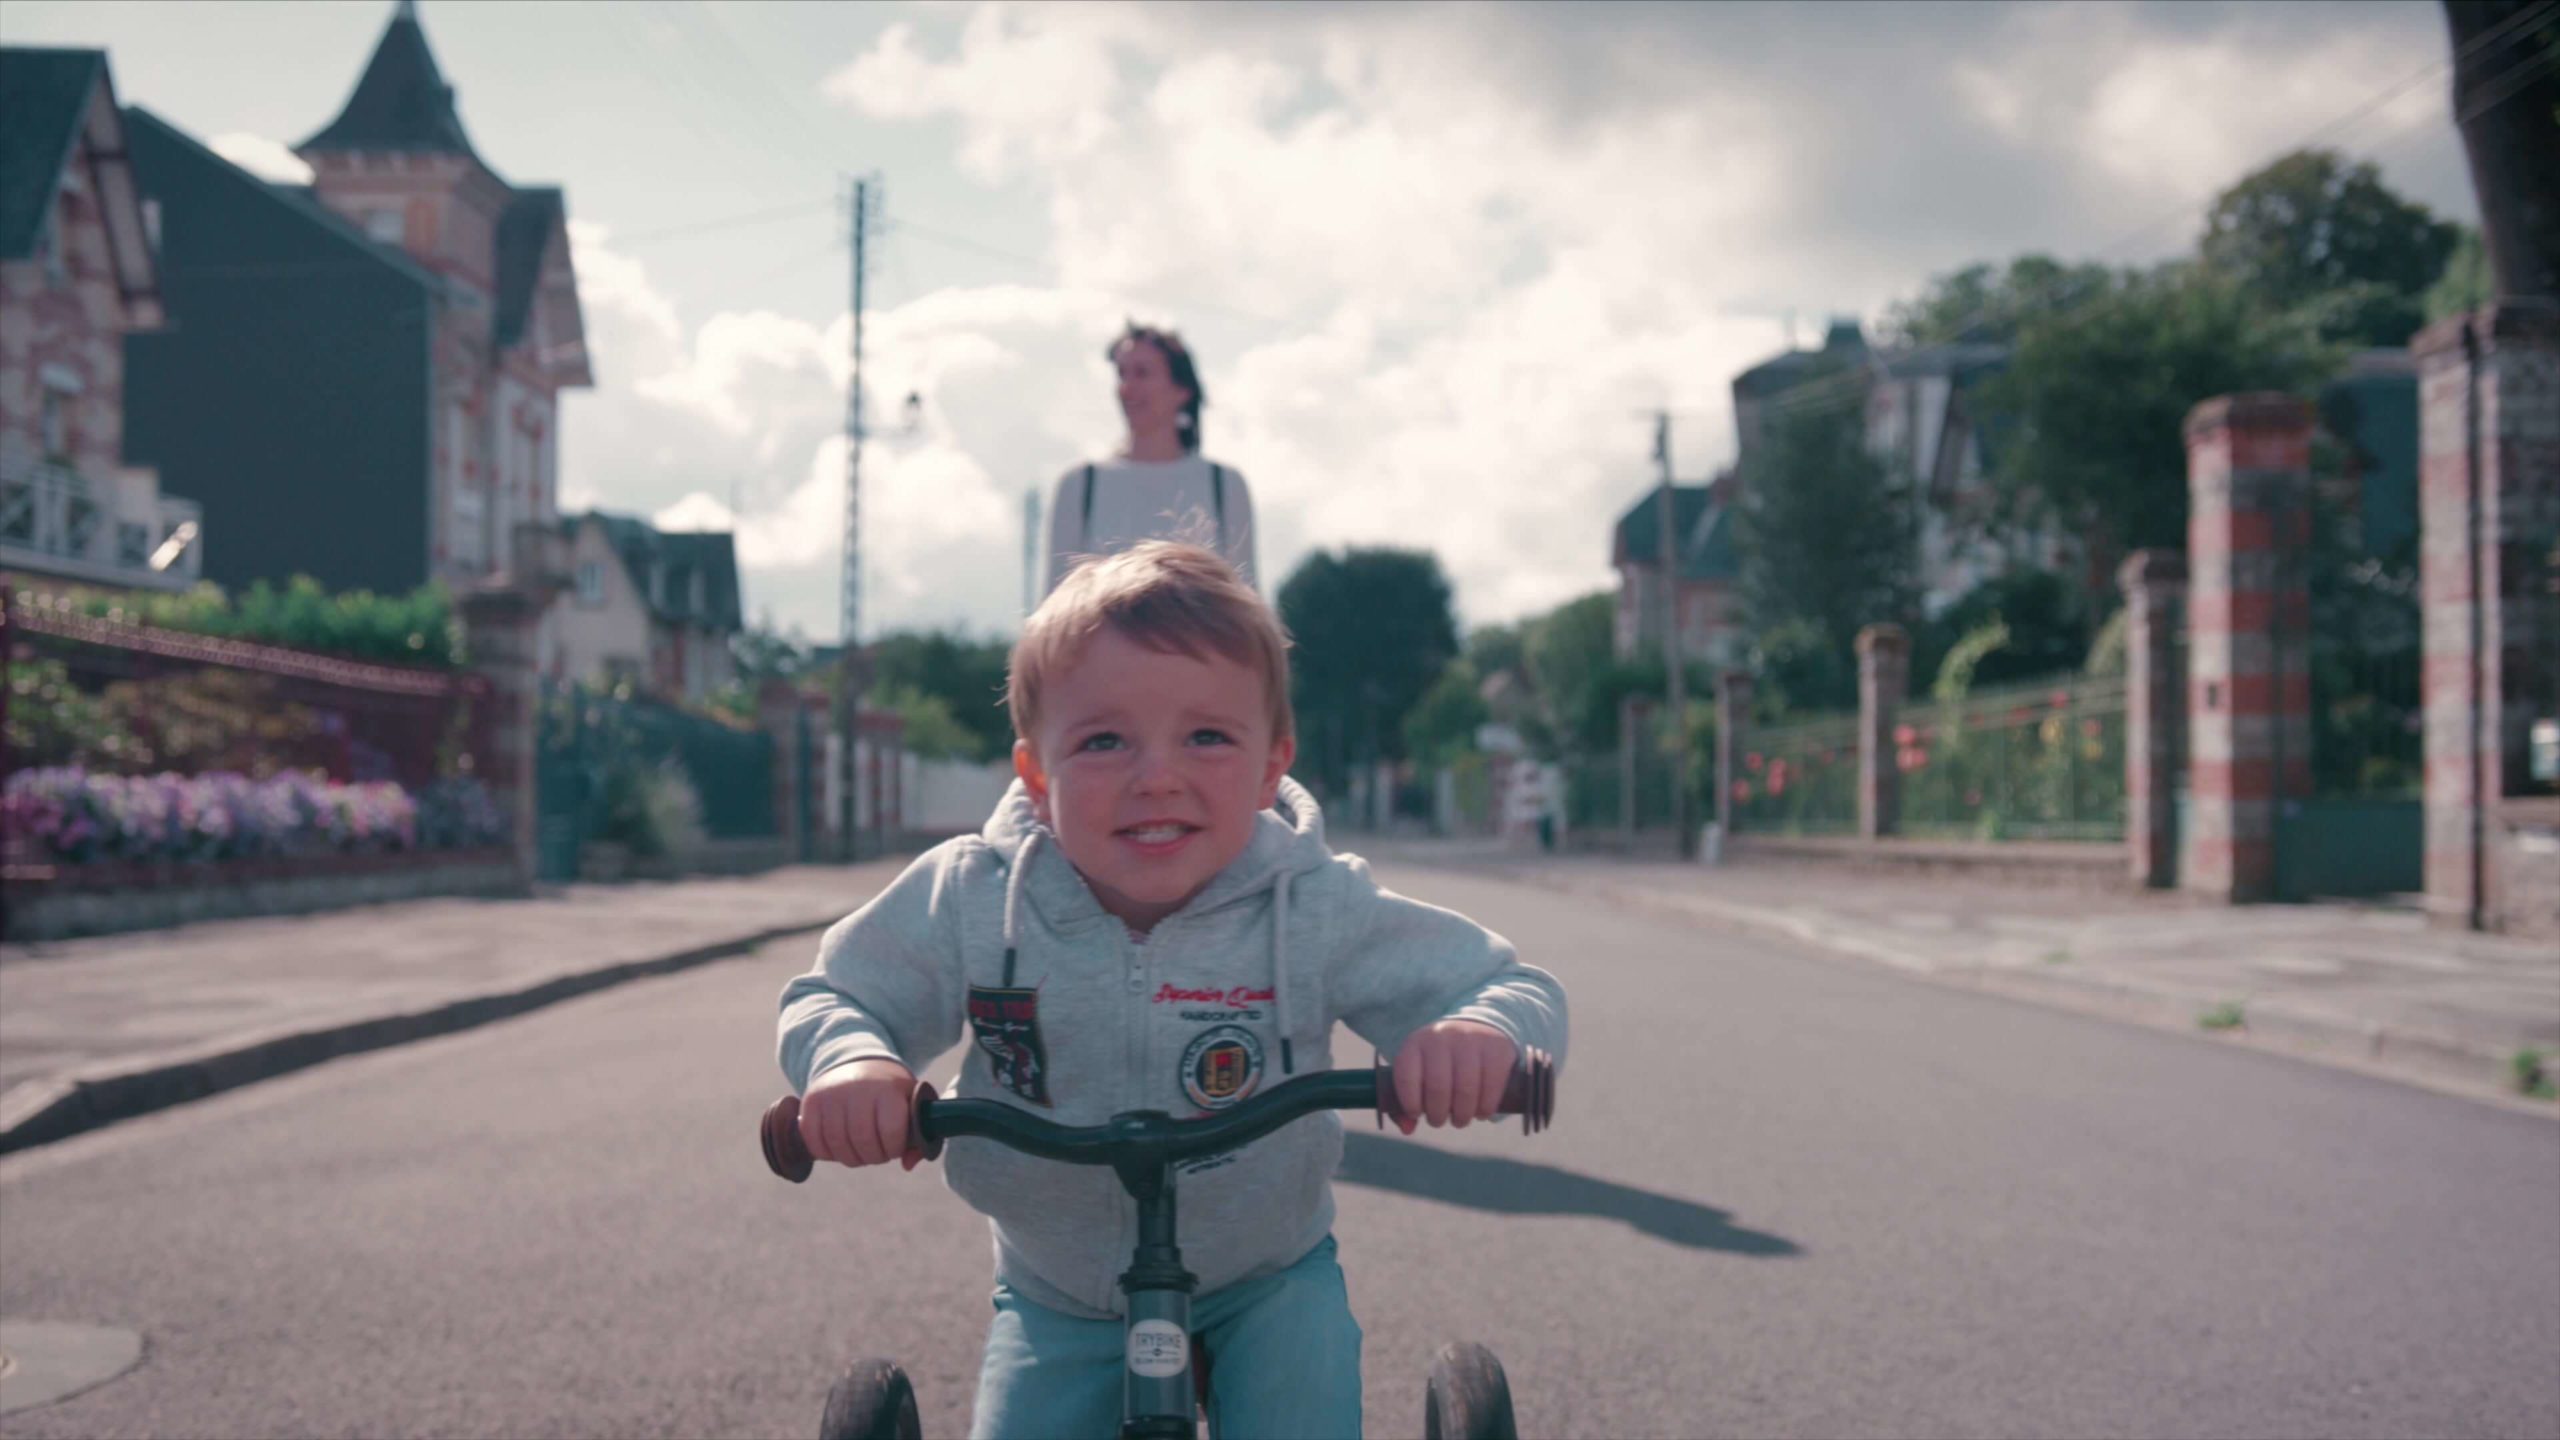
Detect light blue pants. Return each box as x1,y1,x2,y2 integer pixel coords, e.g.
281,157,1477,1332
969,1234,1364,1439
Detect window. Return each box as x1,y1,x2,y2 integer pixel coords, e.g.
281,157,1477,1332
577,560,604,608
366,207,404,245
42,223,67,288
40,389,69,459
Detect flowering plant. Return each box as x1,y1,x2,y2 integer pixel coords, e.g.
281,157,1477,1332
2,768,507,866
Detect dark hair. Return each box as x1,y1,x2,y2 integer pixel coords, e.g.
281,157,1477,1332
1109,322,1205,453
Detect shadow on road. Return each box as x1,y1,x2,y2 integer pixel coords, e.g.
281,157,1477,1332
1337,1131,1801,1257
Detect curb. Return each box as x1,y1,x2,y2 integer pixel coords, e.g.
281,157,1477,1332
0,914,842,1157
1421,859,2549,1111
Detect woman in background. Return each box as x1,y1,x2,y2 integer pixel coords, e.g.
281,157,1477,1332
1044,323,1258,594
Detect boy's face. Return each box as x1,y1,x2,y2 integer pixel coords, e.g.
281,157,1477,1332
1015,625,1295,933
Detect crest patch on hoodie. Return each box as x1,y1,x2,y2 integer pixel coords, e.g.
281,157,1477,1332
1181,1024,1265,1111
967,985,1053,1107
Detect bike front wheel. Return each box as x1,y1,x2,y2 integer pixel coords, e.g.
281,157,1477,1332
820,1357,921,1440
1424,1341,1517,1440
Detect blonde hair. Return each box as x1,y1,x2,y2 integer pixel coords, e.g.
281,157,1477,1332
1010,541,1293,747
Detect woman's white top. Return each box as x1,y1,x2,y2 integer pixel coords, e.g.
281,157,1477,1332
1044,455,1258,596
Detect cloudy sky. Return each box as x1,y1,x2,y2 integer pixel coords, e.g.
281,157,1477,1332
3,0,2476,643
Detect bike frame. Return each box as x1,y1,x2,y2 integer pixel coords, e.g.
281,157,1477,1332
918,1068,1387,1437
765,1053,1553,1440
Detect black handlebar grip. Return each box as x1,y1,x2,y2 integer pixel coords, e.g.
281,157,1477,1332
762,1094,813,1183
761,1080,942,1182
1375,1046,1556,1135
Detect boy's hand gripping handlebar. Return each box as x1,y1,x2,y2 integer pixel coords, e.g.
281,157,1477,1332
760,1048,1558,1184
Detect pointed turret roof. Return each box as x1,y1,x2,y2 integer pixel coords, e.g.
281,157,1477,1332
297,1,485,164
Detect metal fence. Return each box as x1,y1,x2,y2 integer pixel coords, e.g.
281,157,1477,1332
1563,748,1680,832
534,682,775,880
1729,712,1859,835
1900,673,2127,841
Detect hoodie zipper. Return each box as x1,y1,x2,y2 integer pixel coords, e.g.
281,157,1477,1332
1116,922,1142,1307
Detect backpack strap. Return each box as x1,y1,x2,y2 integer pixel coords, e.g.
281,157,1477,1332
1210,464,1228,550
1079,463,1097,540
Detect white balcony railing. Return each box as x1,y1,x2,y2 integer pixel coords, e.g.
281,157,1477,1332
0,462,202,591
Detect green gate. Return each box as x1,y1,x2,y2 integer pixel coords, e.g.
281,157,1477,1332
533,682,777,881
2276,478,2423,899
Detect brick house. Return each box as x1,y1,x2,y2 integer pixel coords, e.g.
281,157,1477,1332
121,0,589,600
549,512,741,703
0,47,199,592
1610,479,1743,667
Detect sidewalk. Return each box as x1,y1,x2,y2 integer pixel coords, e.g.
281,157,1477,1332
1372,840,2560,1110
0,864,898,1154
4,846,2551,1159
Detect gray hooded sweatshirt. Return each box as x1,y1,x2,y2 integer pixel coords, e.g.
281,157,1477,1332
777,777,1568,1320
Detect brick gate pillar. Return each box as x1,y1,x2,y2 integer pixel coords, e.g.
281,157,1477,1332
1856,623,1908,839
2119,550,2187,889
458,585,544,892
2416,301,2560,936
757,679,802,861
2182,394,2314,903
1715,670,1754,837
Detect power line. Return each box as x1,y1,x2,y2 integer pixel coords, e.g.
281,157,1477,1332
610,196,835,248
1751,5,2549,425
1759,0,2555,426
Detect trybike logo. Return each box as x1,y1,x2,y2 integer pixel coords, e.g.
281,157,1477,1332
1151,983,1277,1007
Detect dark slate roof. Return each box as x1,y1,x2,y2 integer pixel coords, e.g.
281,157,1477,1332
0,48,103,259
297,7,485,162
1613,480,1738,582
580,512,744,632
1876,341,2008,380
494,187,560,346
1732,318,1871,400
123,106,439,290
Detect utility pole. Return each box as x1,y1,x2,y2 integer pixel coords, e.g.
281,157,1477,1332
1023,484,1042,616
837,175,873,860
1654,411,1694,858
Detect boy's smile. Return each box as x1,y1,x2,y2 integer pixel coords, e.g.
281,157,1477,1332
1015,626,1295,933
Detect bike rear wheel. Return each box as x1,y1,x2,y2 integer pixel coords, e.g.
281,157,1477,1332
1424,1341,1517,1440
820,1357,921,1440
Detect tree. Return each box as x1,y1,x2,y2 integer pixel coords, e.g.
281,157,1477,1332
1881,255,2116,347
1276,548,1461,797
1464,623,1526,686
1912,570,2093,694
2198,149,2462,346
1402,659,1490,767
1734,384,1920,700
1520,591,1619,754
2424,226,2493,322
867,629,1014,762
869,682,983,762
1979,264,2337,558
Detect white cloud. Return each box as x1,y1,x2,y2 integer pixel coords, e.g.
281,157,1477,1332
207,132,311,185
636,309,837,435
566,221,682,345
746,0,2469,637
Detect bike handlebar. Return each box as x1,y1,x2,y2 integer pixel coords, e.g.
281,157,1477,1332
761,1048,1556,1184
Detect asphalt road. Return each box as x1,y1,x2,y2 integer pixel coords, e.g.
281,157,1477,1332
3,866,2555,1439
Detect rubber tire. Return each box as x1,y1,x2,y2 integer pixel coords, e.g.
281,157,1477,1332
820,1358,921,1440
1424,1341,1518,1440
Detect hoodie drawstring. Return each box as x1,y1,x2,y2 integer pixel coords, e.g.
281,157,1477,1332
1273,868,1294,1074
1002,828,1038,987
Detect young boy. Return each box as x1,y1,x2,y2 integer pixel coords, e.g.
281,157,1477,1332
778,541,1568,1439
